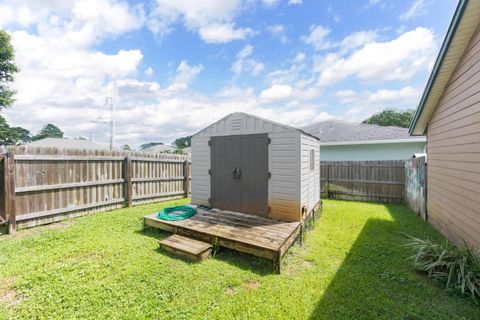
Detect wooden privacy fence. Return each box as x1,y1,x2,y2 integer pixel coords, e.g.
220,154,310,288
0,146,190,232
405,157,427,220
320,160,406,203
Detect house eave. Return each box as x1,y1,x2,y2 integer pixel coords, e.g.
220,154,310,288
410,0,480,135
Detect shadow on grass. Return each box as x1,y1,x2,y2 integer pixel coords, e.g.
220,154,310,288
138,226,272,275
308,203,471,320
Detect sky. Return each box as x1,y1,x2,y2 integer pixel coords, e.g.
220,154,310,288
0,0,458,148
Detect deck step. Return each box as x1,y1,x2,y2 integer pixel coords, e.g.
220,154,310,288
159,234,212,261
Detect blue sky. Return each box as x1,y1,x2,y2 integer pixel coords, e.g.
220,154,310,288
0,0,457,147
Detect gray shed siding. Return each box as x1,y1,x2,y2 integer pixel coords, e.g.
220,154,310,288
191,113,315,222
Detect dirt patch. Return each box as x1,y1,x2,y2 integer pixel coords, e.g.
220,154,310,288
1,220,77,241
0,276,23,306
303,260,315,269
225,286,237,295
243,280,261,290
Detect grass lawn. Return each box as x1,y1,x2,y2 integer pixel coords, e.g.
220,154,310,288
0,199,478,319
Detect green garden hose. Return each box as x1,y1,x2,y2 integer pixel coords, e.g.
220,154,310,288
156,206,197,221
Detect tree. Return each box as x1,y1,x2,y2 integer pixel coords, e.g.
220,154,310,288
363,109,414,128
0,31,19,109
0,115,31,145
32,123,63,141
121,144,132,151
140,142,163,150
173,136,191,149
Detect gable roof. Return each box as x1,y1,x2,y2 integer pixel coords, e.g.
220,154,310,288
193,112,320,140
26,138,108,150
303,120,425,144
410,0,480,135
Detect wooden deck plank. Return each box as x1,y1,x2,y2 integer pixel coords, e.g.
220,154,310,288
144,206,306,268
145,214,283,250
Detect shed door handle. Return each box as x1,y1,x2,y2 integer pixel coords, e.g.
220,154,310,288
232,168,241,179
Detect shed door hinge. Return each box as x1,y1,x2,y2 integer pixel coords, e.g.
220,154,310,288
267,138,271,144
268,172,271,179
208,169,212,175
208,140,212,146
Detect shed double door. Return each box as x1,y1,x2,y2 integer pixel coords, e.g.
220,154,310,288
210,134,269,216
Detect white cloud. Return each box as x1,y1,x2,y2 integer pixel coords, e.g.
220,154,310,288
166,60,204,92
144,67,154,77
261,0,281,7
198,23,254,43
317,27,436,86
339,30,378,52
149,0,255,43
400,0,431,21
288,0,303,5
334,86,421,121
231,45,265,76
266,24,288,43
260,84,293,100
301,25,331,51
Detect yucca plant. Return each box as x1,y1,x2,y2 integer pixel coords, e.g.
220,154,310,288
404,235,480,298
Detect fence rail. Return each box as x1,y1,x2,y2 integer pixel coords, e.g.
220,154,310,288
0,146,190,232
321,160,406,203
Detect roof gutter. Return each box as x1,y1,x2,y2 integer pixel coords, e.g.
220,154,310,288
321,137,426,146
409,0,469,135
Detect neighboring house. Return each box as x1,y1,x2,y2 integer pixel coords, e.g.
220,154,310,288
303,120,426,161
182,147,191,154
141,144,177,153
26,138,108,150
410,0,480,249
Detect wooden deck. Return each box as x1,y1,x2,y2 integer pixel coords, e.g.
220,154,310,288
144,206,306,273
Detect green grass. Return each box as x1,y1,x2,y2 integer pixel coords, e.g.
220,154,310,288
0,199,478,319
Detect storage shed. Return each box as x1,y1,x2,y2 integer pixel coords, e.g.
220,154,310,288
191,112,320,222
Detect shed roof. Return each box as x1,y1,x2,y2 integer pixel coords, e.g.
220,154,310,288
193,112,319,140
410,0,480,135
26,138,108,150
302,120,425,144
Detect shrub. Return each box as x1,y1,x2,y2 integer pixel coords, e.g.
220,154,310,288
404,236,480,299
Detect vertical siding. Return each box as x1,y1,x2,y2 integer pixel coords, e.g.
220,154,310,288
300,134,320,217
191,113,303,221
427,24,480,249
191,135,210,206
269,131,301,222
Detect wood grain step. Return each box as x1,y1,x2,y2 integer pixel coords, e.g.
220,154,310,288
159,234,212,261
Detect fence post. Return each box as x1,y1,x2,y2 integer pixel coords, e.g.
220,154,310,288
184,159,190,198
3,152,16,233
124,156,133,207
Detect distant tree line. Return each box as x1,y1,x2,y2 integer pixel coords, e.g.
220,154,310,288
363,109,414,128
0,117,64,146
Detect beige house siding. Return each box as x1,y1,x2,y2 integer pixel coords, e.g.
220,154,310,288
427,24,480,249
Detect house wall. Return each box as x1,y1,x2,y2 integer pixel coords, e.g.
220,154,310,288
320,142,426,161
426,24,480,249
300,134,320,218
191,113,303,222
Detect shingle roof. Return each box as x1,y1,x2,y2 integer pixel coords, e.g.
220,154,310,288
302,120,418,143
141,144,177,153
26,138,108,150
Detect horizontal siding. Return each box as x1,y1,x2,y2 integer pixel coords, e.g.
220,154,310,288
300,134,320,217
427,24,480,249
